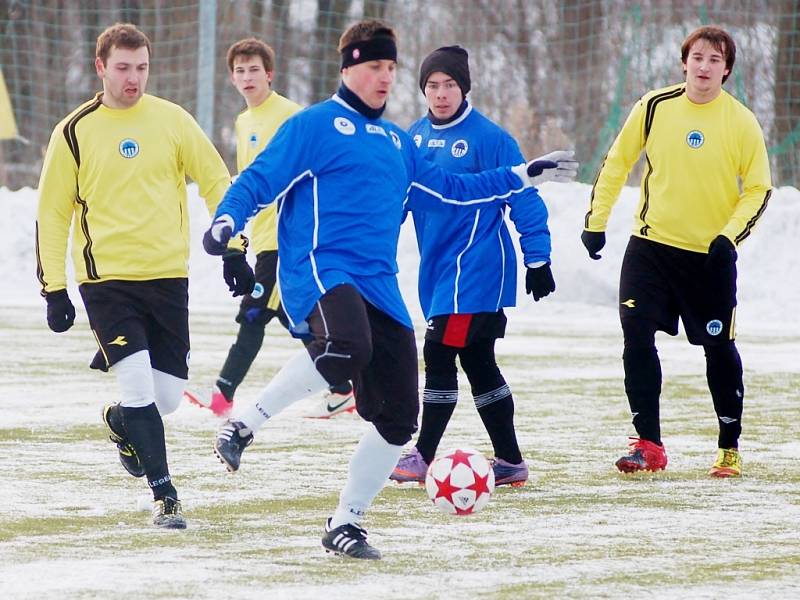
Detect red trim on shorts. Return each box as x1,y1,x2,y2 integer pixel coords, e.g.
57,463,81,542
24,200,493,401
442,314,473,348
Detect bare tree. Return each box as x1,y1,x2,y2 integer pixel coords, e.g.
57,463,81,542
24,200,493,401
311,0,352,103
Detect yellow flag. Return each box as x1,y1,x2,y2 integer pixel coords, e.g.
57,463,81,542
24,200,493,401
0,68,19,140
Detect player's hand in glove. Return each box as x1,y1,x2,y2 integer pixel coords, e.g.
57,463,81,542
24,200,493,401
581,230,606,260
704,235,737,271
203,214,235,255
512,150,579,187
45,289,76,333
223,250,256,297
525,263,556,302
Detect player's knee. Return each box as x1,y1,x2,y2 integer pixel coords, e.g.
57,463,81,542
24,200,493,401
312,332,372,383
423,340,458,380
621,316,657,350
113,350,156,408
704,340,740,368
152,369,186,416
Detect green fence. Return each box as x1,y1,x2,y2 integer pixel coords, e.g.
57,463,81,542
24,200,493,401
1,0,797,189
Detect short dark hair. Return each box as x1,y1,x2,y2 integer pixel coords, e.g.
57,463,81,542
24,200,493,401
226,38,276,73
681,26,736,84
338,19,396,52
96,23,151,65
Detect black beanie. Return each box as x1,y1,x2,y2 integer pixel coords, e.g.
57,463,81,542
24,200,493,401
418,45,471,96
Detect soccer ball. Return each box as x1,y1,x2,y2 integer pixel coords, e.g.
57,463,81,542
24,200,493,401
425,447,495,515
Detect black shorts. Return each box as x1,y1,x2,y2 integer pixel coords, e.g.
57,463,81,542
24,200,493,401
78,278,190,378
305,284,419,446
235,250,289,328
424,310,507,348
619,236,737,346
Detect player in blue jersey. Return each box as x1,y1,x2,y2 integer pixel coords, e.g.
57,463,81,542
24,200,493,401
203,20,577,560
389,46,574,488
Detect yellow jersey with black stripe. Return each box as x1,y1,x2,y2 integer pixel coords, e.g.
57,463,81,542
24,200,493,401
586,84,772,252
36,93,230,293
235,91,302,254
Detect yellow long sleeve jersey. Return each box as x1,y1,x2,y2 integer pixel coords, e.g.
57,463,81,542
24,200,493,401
235,91,302,254
585,84,772,253
36,93,230,293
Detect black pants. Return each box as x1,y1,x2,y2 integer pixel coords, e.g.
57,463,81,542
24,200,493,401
305,284,418,446
619,237,744,447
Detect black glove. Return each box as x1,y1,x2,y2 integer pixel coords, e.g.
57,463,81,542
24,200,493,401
525,264,556,302
203,215,234,256
581,230,606,260
705,235,737,271
223,251,256,297
45,289,75,333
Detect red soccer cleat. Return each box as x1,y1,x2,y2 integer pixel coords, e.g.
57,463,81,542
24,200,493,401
615,437,668,473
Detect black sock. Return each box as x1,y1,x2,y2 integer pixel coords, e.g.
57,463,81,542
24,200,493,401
120,403,177,500
623,347,663,445
217,321,266,400
705,342,744,449
476,389,522,464
415,394,457,465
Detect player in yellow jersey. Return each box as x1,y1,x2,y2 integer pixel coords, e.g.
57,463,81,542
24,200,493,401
184,38,356,419
36,23,237,529
583,26,771,478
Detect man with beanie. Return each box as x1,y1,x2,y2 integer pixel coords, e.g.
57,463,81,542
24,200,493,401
203,21,577,559
390,46,568,487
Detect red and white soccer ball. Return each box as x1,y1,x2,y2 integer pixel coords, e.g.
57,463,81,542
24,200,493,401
425,447,495,515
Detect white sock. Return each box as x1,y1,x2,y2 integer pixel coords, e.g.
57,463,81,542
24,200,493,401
112,350,156,409
152,368,186,416
236,350,329,432
329,425,403,529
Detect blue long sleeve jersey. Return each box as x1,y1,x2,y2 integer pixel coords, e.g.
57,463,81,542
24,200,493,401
407,103,551,319
213,93,530,331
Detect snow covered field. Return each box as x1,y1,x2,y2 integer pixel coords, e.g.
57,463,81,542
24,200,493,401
1,183,798,598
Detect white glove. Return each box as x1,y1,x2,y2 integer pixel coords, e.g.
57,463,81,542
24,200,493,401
203,214,235,255
512,150,579,188
210,214,234,242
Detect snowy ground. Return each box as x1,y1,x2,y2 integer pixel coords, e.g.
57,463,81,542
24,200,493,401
1,183,799,598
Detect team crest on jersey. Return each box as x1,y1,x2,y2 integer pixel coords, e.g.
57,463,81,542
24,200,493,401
119,138,139,159
451,139,469,158
413,134,422,147
334,117,356,135
390,130,402,149
706,319,723,336
686,130,704,148
249,133,258,148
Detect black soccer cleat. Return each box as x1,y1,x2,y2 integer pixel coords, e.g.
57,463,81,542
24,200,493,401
321,518,382,560
213,420,253,472
152,496,187,529
101,403,145,478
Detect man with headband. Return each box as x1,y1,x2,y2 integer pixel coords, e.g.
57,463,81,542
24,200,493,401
203,20,578,559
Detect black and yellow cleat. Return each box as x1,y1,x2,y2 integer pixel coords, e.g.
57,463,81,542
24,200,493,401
152,497,187,529
101,403,145,478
